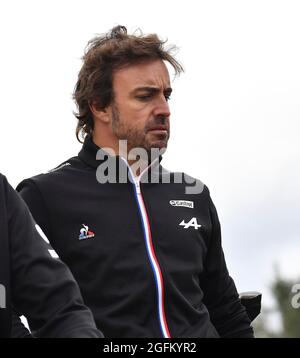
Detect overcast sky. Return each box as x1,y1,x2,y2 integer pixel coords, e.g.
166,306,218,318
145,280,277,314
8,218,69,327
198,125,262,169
1,0,299,324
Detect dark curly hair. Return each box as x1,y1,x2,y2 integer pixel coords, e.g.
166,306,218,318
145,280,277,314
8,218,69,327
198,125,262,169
73,25,183,142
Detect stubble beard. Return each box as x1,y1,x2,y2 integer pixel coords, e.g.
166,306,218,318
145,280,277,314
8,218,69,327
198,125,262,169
111,103,169,155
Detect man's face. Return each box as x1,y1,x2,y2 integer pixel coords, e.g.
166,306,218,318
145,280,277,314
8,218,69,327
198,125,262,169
108,59,172,153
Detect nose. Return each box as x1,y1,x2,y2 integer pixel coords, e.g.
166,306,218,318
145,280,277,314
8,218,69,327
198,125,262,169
152,95,171,118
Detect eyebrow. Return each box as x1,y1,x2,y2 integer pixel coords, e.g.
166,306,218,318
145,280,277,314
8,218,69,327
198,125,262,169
130,86,173,95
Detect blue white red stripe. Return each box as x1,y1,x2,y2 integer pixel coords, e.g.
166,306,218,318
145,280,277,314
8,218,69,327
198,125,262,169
124,159,171,338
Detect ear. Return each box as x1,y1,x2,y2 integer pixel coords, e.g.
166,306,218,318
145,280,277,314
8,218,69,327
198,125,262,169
90,102,111,124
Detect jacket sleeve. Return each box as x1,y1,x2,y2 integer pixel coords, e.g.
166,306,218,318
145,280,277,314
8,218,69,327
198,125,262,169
6,178,103,338
16,179,52,240
200,193,254,338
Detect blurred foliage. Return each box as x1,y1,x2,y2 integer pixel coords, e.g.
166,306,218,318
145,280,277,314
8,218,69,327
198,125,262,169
272,276,300,337
252,273,300,338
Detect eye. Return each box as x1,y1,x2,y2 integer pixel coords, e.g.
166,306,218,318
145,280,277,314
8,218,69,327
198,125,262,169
136,95,152,102
164,94,171,101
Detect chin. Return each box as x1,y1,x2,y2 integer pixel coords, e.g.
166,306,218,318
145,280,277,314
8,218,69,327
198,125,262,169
148,141,168,151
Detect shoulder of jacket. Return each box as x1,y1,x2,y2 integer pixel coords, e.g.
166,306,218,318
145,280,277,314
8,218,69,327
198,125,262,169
46,156,82,174
16,156,84,192
0,174,8,201
31,156,83,180
0,173,5,187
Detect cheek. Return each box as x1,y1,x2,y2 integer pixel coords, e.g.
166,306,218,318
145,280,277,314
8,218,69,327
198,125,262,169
127,110,150,130
118,102,152,131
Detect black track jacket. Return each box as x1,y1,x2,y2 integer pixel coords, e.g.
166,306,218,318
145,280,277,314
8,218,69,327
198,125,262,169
0,174,102,338
17,136,253,338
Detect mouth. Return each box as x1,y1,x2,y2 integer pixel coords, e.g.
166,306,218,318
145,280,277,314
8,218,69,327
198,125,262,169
148,126,169,135
149,125,168,130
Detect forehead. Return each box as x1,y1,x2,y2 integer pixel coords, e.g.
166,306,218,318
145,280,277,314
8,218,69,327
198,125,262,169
113,59,171,90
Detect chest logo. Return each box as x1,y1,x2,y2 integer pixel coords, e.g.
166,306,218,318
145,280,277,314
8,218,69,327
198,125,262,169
179,217,201,230
79,224,95,240
170,200,194,209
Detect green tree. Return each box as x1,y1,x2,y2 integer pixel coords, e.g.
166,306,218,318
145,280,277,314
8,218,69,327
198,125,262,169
253,273,300,338
272,275,300,338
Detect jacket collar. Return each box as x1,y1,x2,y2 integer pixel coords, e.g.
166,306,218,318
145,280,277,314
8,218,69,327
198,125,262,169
78,135,102,169
78,135,163,176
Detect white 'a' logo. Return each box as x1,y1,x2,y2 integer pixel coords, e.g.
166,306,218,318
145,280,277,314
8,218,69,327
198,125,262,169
179,217,201,230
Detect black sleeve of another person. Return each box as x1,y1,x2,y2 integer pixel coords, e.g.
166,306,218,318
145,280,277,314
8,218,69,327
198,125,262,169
200,194,254,338
5,177,103,338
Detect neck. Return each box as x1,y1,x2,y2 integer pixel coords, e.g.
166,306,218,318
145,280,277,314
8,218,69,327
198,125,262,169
92,130,120,157
92,134,154,177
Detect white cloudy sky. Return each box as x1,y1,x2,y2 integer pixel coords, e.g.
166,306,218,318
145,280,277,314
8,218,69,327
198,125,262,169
1,0,299,319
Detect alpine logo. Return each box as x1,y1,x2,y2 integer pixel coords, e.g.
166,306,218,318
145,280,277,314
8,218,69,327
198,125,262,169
79,224,95,240
179,217,201,230
170,200,194,209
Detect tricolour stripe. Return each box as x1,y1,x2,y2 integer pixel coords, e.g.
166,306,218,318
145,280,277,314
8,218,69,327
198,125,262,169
135,190,171,338
125,159,171,338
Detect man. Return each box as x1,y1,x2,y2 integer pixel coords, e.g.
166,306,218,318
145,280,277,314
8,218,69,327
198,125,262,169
0,174,102,338
17,26,254,338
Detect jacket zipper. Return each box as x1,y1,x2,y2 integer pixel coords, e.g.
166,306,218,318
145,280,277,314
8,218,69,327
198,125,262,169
123,158,171,338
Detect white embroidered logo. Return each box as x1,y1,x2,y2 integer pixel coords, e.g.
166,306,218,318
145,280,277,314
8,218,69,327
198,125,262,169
179,217,201,230
170,200,194,209
78,224,95,240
